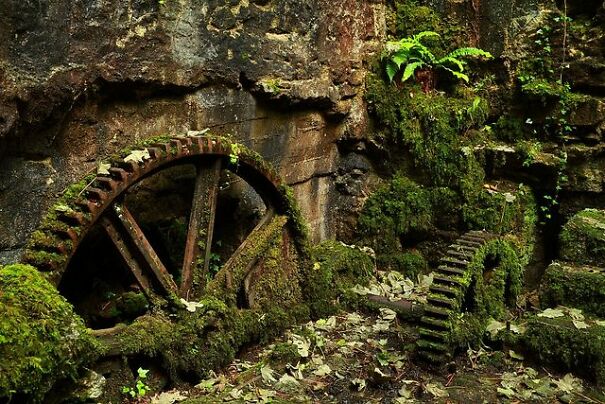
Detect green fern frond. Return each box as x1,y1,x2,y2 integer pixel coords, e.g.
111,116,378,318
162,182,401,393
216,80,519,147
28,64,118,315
442,67,470,82
445,47,493,60
414,31,441,43
437,56,466,72
386,60,399,82
402,61,424,82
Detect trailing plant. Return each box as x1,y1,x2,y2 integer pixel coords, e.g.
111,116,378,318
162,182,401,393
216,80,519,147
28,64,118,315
382,31,492,91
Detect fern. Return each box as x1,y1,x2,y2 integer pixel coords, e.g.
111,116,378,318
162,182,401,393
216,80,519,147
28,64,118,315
444,47,493,59
383,31,493,89
402,61,425,82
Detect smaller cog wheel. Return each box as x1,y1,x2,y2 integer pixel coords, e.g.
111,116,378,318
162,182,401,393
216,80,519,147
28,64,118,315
417,231,522,363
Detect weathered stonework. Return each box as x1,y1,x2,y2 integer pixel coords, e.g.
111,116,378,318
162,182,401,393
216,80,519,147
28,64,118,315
0,0,386,261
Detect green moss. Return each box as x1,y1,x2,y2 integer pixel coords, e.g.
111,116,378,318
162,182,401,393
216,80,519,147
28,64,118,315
392,0,464,52
560,209,605,266
268,342,301,364
366,75,488,187
524,316,605,386
245,228,303,311
109,298,309,381
305,241,375,318
466,239,524,320
436,239,524,351
0,264,99,402
206,215,290,306
540,262,605,318
462,183,537,243
376,250,428,279
357,174,433,253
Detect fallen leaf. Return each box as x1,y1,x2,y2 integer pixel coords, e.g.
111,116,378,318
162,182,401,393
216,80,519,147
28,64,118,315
425,382,449,398
573,319,589,329
124,149,150,164
97,162,111,175
351,378,366,391
260,366,276,384
151,390,187,404
509,350,524,361
179,298,204,313
313,364,331,377
497,386,516,398
486,318,506,338
537,308,564,318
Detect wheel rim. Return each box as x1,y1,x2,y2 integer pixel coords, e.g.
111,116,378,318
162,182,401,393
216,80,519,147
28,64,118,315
23,135,306,329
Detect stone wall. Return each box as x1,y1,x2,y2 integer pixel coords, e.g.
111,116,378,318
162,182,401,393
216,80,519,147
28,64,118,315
0,0,385,261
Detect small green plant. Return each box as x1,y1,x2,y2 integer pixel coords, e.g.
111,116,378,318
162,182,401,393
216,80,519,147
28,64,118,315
382,31,492,91
122,367,150,399
229,143,242,166
517,140,542,167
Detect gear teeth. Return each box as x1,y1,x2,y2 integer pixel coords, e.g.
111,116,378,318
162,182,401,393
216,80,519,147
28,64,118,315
417,230,494,363
419,328,449,341
420,316,450,329
424,305,450,317
433,275,465,287
429,284,459,297
437,265,465,276
418,350,449,363
457,239,483,248
427,294,457,308
440,256,469,267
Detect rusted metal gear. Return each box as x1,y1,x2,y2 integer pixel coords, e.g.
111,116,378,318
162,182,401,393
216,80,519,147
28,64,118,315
417,230,498,363
22,134,307,328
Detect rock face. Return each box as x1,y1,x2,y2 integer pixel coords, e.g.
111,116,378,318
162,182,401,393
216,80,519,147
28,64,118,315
0,0,386,260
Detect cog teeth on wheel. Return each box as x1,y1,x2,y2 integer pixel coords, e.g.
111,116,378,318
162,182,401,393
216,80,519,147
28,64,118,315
457,239,483,248
437,265,466,276
418,231,494,364
440,256,469,267
429,284,459,297
433,275,465,287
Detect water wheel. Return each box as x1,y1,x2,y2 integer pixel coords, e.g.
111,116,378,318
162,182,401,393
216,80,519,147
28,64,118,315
22,134,307,331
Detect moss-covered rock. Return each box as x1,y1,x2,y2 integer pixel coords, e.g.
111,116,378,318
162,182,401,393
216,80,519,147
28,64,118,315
305,241,375,318
357,175,433,253
524,315,605,386
0,264,98,402
376,250,428,279
560,209,605,266
540,262,605,318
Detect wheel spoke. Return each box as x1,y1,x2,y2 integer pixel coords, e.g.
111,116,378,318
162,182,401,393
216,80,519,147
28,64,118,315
111,202,179,295
100,217,159,302
180,158,222,299
208,209,286,295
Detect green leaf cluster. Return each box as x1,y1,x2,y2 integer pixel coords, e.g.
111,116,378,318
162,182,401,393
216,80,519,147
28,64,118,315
383,31,492,84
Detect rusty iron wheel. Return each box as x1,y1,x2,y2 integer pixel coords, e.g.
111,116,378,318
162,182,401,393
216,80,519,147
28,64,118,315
22,134,306,331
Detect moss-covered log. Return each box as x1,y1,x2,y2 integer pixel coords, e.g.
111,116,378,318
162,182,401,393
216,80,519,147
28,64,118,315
560,209,605,266
0,264,99,402
540,262,605,318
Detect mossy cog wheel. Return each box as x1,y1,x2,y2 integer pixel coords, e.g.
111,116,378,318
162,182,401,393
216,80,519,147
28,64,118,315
22,135,307,330
417,231,522,363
